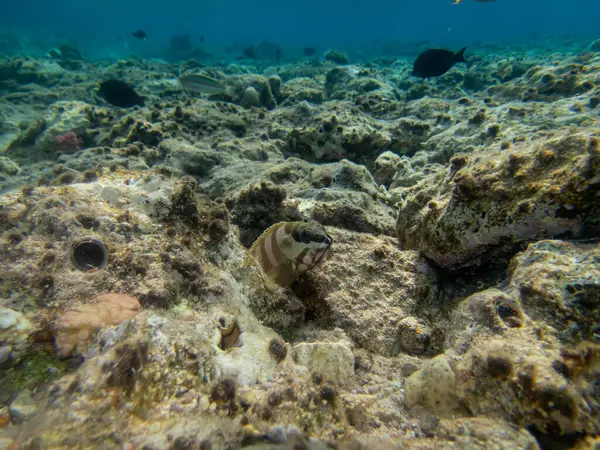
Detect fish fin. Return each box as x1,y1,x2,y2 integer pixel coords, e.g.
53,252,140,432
455,47,467,63
270,262,296,287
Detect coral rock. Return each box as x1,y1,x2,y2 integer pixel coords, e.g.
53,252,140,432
396,131,600,268
8,389,38,424
0,306,33,366
404,355,460,417
240,87,260,109
309,227,437,356
293,341,355,383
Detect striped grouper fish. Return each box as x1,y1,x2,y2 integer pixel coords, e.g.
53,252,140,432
249,221,333,286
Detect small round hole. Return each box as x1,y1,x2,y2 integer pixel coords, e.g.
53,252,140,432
496,301,523,328
70,238,108,271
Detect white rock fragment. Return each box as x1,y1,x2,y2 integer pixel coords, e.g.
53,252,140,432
8,390,38,424
293,341,355,383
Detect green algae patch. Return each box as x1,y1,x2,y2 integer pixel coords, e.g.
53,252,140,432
0,344,70,403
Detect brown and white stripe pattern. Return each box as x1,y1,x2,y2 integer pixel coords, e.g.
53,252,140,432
249,221,332,286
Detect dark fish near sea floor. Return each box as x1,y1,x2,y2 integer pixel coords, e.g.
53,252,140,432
249,221,333,286
98,80,145,108
132,30,147,40
412,47,467,78
179,73,227,95
303,47,316,56
58,44,83,60
243,46,256,59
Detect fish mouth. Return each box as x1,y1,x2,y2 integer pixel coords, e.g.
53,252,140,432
312,234,333,266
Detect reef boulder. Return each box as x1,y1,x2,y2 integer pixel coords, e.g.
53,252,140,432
396,130,600,268
305,227,437,356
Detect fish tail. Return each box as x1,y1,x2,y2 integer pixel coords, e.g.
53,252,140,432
455,47,467,63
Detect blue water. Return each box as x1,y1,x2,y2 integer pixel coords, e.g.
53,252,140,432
1,0,599,60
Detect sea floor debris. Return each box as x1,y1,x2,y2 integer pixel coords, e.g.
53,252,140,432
0,39,599,449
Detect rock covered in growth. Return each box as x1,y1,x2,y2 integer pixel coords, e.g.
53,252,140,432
212,157,397,238
8,389,38,424
506,240,600,344
270,102,391,164
1,45,600,448
307,227,437,356
279,77,325,106
444,239,599,350
217,158,394,246
226,180,297,248
406,240,600,438
489,62,597,101
293,341,355,383
303,159,396,236
34,101,94,151
4,101,110,153
324,50,350,65
240,86,261,109
0,306,33,366
404,354,461,417
374,150,403,187
0,170,219,352
433,417,540,449
405,330,600,439
396,131,600,268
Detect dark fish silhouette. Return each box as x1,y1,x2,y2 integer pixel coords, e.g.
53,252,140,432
412,47,467,78
98,80,145,108
170,34,192,51
58,45,83,60
200,36,205,43
243,46,256,59
132,30,147,40
303,47,316,56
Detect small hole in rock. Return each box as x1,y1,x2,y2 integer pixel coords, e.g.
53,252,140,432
496,301,523,328
70,238,108,271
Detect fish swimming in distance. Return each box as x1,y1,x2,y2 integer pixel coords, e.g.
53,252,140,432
303,47,316,57
249,221,333,286
132,30,147,40
243,46,256,59
98,80,145,108
179,73,227,95
412,47,467,78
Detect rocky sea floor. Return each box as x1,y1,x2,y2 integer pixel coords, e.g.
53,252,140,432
0,40,599,449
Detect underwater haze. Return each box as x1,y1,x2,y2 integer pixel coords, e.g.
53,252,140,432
2,0,600,59
1,0,600,448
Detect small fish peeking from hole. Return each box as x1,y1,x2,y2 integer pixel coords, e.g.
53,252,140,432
217,316,242,351
248,221,333,287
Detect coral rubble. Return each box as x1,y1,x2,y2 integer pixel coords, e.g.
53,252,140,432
0,43,599,449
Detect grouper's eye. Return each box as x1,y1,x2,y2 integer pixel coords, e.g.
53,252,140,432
300,231,316,244
292,229,303,243
293,228,322,244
